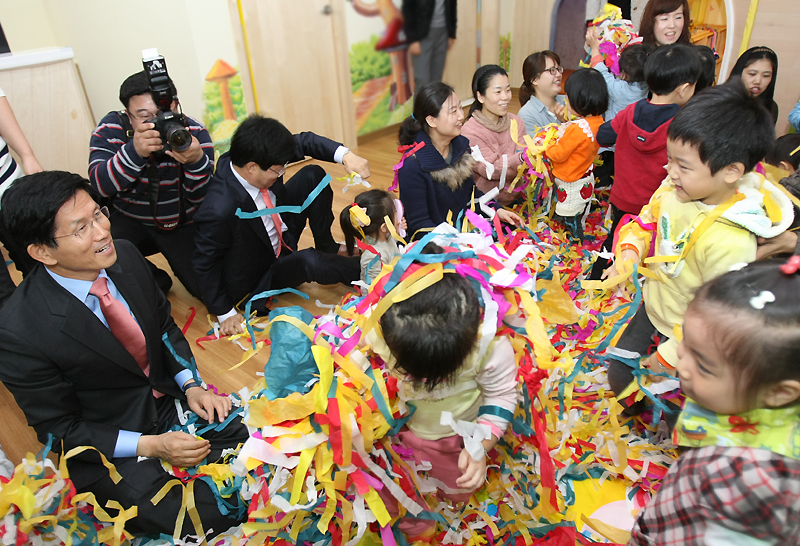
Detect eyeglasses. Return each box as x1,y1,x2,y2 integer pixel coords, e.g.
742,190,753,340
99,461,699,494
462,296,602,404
127,109,158,121
54,206,111,240
269,163,289,177
542,66,564,76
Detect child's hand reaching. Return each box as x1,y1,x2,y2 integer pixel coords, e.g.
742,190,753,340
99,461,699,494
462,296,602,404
553,102,567,123
601,248,639,297
456,448,487,490
643,354,677,382
497,208,524,228
585,27,601,53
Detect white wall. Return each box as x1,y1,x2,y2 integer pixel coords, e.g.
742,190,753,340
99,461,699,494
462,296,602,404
0,0,57,50
0,0,240,123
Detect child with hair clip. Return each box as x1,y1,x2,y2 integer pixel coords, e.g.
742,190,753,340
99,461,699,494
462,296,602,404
370,242,518,539
764,133,800,200
547,68,609,241
629,258,800,544
339,189,406,294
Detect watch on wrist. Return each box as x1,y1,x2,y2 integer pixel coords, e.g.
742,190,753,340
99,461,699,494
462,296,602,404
183,380,203,392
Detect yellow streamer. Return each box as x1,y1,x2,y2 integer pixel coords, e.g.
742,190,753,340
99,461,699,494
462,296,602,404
383,214,406,244
364,488,392,527
516,289,555,367
580,514,632,543
360,262,444,336
235,0,260,113
313,345,335,414
739,0,760,55
290,448,316,504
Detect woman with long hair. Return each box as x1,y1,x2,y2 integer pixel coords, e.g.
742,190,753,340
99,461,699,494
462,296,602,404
397,82,523,239
729,46,779,124
461,64,527,205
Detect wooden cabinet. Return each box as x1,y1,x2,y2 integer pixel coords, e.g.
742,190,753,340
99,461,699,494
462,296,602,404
0,47,96,176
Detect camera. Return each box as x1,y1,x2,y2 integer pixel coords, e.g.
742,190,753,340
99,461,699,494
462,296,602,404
142,48,192,152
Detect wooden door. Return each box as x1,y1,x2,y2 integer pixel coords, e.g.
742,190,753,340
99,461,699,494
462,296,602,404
229,0,357,146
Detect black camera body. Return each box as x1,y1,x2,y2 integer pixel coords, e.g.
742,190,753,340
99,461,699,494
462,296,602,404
142,50,192,152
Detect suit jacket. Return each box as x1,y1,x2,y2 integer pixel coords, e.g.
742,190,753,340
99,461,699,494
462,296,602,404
0,240,194,488
402,0,458,42
193,132,340,316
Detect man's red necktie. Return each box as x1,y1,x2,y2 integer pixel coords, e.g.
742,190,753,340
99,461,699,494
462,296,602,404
260,188,288,256
90,277,163,398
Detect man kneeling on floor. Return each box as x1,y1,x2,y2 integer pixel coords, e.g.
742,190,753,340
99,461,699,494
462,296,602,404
193,114,369,336
0,171,249,538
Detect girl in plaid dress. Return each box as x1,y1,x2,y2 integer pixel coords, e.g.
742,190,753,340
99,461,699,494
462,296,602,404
629,259,800,545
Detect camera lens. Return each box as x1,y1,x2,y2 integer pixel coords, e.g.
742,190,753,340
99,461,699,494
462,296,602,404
165,124,192,152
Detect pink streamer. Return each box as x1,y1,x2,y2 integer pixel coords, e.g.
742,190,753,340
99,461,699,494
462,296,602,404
390,142,425,192
380,524,397,546
465,209,492,235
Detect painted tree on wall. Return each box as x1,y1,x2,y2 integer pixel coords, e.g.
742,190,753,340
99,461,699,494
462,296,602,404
350,35,392,90
202,62,248,156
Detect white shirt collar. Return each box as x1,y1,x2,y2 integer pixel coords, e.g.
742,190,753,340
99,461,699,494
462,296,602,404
230,163,264,203
45,267,110,303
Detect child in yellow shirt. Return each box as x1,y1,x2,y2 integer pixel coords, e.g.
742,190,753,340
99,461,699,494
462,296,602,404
602,81,794,415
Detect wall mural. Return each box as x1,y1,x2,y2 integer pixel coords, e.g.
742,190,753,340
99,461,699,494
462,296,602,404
202,59,248,156
347,0,414,137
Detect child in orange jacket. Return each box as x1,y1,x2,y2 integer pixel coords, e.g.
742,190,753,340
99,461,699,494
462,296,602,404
547,68,608,240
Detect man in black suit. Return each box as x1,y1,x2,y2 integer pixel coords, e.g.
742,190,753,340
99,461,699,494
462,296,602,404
0,172,248,538
193,115,368,336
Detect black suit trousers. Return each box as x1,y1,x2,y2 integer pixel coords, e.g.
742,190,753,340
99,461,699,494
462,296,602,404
109,211,202,300
281,164,338,252
249,165,360,309
86,395,249,538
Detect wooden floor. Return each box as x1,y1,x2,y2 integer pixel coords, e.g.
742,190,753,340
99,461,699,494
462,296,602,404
0,92,525,466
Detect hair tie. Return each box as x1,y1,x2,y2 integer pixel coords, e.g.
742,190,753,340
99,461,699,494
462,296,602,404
780,255,800,275
411,113,416,121
749,290,776,310
349,205,371,229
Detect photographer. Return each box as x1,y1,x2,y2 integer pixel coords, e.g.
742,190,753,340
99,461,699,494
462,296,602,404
89,70,213,298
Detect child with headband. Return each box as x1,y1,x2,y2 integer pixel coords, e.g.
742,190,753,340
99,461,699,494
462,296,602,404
339,189,406,294
629,258,800,544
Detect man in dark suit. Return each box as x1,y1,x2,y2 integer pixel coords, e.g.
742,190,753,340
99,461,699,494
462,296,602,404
193,115,369,336
0,172,248,538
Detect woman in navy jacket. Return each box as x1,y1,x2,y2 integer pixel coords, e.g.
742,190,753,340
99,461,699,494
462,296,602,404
396,82,522,239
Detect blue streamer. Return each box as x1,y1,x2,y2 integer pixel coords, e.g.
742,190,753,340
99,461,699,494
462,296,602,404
478,404,534,436
243,287,310,349
235,174,333,218
161,333,201,383
195,406,244,435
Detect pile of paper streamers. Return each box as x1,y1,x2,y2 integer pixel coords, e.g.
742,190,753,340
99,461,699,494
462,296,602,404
1,161,683,546
0,443,136,545
581,4,643,76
